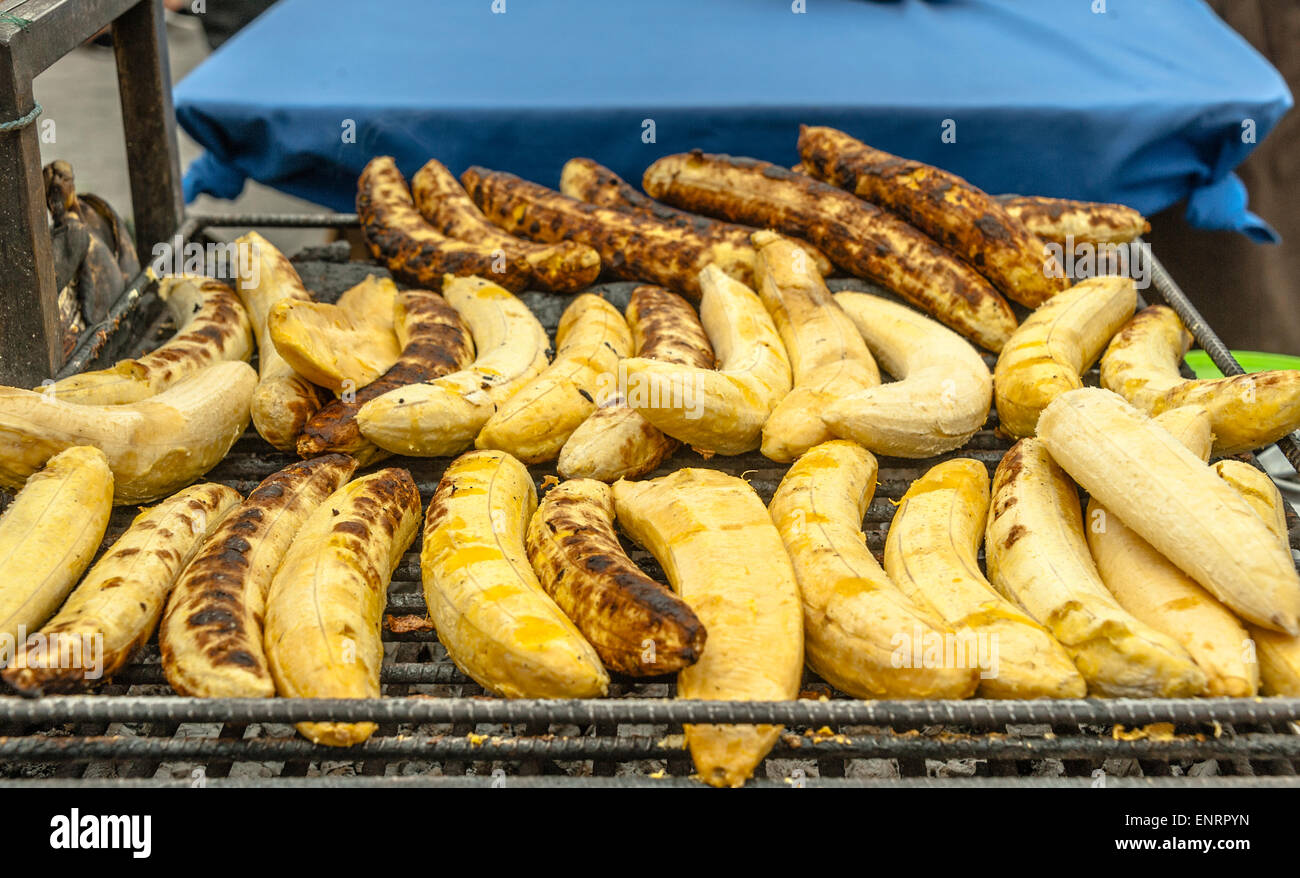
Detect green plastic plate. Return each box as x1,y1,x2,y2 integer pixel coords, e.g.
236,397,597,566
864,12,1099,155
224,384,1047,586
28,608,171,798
1183,350,1300,380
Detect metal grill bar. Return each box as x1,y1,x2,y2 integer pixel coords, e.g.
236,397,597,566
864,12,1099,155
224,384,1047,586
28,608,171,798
4,696,1300,727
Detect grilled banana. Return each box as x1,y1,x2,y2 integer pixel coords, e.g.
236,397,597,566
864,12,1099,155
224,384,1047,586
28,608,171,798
642,151,1017,351
753,232,880,462
614,469,803,788
159,454,357,698
557,285,713,481
297,288,474,465
769,441,979,699
1000,195,1150,246
799,125,1067,307
3,482,240,694
413,158,600,292
0,360,255,504
358,156,531,291
885,458,1086,699
268,274,401,393
421,450,609,698
0,447,113,657
619,265,790,455
356,275,549,456
463,165,757,299
994,276,1137,438
525,478,705,675
43,275,253,405
476,294,631,463
1037,387,1300,634
265,468,421,746
823,292,991,457
1101,305,1300,454
1085,408,1259,698
986,438,1206,697
233,231,328,451
1217,462,1300,696
559,156,835,276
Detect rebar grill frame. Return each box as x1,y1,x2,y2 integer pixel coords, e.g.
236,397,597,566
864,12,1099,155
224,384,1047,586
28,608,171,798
4,214,1300,788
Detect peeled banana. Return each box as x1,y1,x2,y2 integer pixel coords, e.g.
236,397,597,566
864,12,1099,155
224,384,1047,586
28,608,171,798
885,458,1086,699
1101,305,1300,454
986,438,1206,697
421,450,609,698
823,292,991,457
1037,387,1300,634
357,275,550,456
993,276,1136,438
476,293,631,463
3,482,240,694
42,275,253,405
614,469,803,788
264,468,421,746
620,265,791,456
525,478,705,675
769,441,978,700
752,231,881,462
0,446,113,658
0,360,255,504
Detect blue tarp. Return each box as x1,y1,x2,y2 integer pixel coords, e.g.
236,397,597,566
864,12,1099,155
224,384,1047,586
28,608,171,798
175,0,1292,241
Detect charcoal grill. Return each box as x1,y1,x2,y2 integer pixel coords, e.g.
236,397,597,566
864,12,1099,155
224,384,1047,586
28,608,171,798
2,213,1299,788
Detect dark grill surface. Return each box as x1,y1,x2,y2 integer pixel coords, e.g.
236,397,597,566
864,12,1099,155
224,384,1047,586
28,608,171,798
2,220,1299,787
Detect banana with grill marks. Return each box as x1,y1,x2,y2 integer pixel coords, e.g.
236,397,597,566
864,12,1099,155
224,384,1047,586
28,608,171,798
999,195,1150,246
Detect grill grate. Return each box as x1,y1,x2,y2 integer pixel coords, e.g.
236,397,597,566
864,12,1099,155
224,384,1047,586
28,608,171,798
2,217,1299,787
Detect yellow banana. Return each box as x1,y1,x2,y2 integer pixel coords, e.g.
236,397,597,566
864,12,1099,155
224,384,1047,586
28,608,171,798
357,275,550,456
824,292,992,457
769,441,978,699
1084,407,1258,697
268,274,401,394
159,454,358,698
476,294,631,463
752,232,880,462
993,276,1136,438
557,285,713,482
0,360,255,504
3,482,240,694
885,458,1086,699
1101,305,1300,454
233,231,327,451
1038,387,1300,634
620,265,791,456
986,438,1206,696
0,446,113,659
613,469,803,788
421,450,608,698
265,468,421,746
42,275,253,405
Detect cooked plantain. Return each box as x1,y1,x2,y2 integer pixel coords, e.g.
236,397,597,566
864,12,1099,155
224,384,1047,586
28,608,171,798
43,275,253,405
557,285,714,481
356,275,549,457
614,469,803,788
413,158,600,292
358,156,532,291
3,482,241,695
476,293,631,463
642,150,1017,350
265,468,421,746
798,125,1068,306
0,446,113,656
526,478,705,675
1101,304,1300,454
421,450,609,698
297,288,474,465
1000,195,1150,246
159,454,358,698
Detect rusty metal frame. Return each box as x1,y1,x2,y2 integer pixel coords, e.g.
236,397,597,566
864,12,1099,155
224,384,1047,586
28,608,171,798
0,0,181,387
